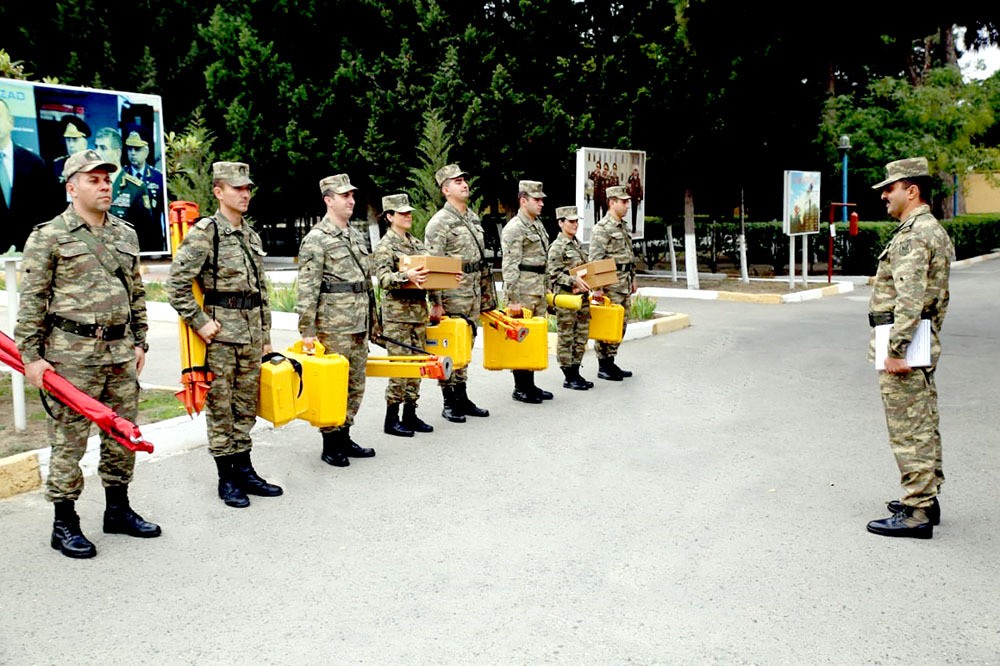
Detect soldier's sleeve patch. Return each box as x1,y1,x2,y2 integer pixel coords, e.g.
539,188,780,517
899,241,911,255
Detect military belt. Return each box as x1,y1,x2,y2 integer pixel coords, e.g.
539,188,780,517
462,260,482,274
47,314,128,341
868,309,938,327
517,263,546,274
616,261,635,271
320,280,366,294
204,290,262,309
388,289,428,301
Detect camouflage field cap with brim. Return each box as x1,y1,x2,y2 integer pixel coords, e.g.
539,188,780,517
871,157,930,190
606,185,630,200
124,130,149,148
435,164,469,187
319,173,357,195
382,193,414,213
555,205,580,221
213,161,254,187
518,180,546,198
62,116,91,139
62,149,119,180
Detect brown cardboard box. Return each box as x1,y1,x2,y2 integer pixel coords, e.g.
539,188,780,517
572,258,618,289
398,254,463,290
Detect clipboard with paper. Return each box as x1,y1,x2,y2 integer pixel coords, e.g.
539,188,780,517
874,319,932,370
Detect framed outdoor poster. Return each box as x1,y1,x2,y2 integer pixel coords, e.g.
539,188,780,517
575,147,646,244
783,170,821,236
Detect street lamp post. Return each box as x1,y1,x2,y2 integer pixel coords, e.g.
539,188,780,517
838,135,851,222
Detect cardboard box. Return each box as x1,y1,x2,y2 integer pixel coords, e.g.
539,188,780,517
398,255,463,290
572,258,618,289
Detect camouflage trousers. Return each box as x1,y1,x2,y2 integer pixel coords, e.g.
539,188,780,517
46,359,138,502
595,291,630,359
319,331,368,431
439,291,480,388
878,367,944,508
555,299,590,367
206,340,261,457
383,320,427,404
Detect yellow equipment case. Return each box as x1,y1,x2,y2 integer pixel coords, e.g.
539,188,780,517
481,308,548,371
282,340,349,428
588,296,625,343
258,353,307,427
424,316,473,369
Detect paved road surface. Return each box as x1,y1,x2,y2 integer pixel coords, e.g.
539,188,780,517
1,261,998,664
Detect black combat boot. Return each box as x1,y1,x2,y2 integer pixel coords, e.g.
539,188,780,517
103,485,162,537
402,402,434,433
597,358,623,381
613,359,633,378
561,366,590,391
232,451,283,497
456,382,489,417
887,497,940,526
51,500,97,559
342,426,376,458
214,455,250,508
441,386,466,423
321,430,350,467
384,402,415,437
576,364,594,389
512,370,542,404
529,371,554,401
866,506,933,539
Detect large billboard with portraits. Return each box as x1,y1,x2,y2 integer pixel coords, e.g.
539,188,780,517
0,77,168,254
575,147,646,244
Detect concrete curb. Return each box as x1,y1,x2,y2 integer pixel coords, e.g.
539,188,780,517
638,279,855,305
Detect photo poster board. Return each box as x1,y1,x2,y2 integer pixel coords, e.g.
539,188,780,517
783,170,821,236
0,77,168,254
575,147,646,245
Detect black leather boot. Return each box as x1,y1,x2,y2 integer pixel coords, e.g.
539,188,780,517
597,358,623,381
51,500,97,559
561,366,590,391
214,455,250,508
402,402,434,433
576,364,594,389
343,426,376,458
456,382,489,417
103,485,162,537
384,402,415,437
887,497,940,526
512,370,542,404
232,451,283,497
321,430,350,467
867,506,933,539
529,371,554,401
441,386,466,423
613,359,633,378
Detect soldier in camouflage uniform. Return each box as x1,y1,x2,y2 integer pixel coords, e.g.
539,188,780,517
16,149,160,559
547,205,594,391
167,161,282,509
589,184,636,381
424,164,492,423
371,193,434,437
501,180,553,404
296,173,377,466
865,157,954,540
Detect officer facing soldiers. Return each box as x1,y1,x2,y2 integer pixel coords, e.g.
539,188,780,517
16,149,160,559
589,184,636,380
424,164,492,423
501,180,553,403
296,174,377,466
546,205,594,390
167,161,282,508
371,193,434,437
865,157,954,539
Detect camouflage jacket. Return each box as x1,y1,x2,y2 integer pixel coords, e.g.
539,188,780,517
589,211,636,294
16,205,147,365
166,210,271,346
372,228,428,324
501,210,549,302
423,202,487,307
547,232,587,294
868,204,954,363
296,216,370,337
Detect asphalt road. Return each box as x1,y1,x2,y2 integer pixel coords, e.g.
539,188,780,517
1,261,998,664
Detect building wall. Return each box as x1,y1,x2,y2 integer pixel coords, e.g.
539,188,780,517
963,173,1000,214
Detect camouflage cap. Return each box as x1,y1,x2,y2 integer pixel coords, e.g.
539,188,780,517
62,116,91,139
518,180,546,198
555,205,580,221
62,149,119,180
212,161,254,187
435,164,469,187
871,157,930,190
124,130,149,148
319,173,357,195
382,193,414,213
606,185,630,200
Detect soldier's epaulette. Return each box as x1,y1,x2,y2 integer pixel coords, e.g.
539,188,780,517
194,217,216,230
123,172,144,187
108,213,134,228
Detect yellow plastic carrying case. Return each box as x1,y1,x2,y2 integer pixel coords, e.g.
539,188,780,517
425,316,473,369
258,353,307,427
481,308,548,371
283,340,349,428
588,296,625,343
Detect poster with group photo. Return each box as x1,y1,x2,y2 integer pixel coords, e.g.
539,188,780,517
575,147,646,244
783,170,821,236
0,77,168,254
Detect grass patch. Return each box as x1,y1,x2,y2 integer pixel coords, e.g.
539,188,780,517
630,295,658,321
